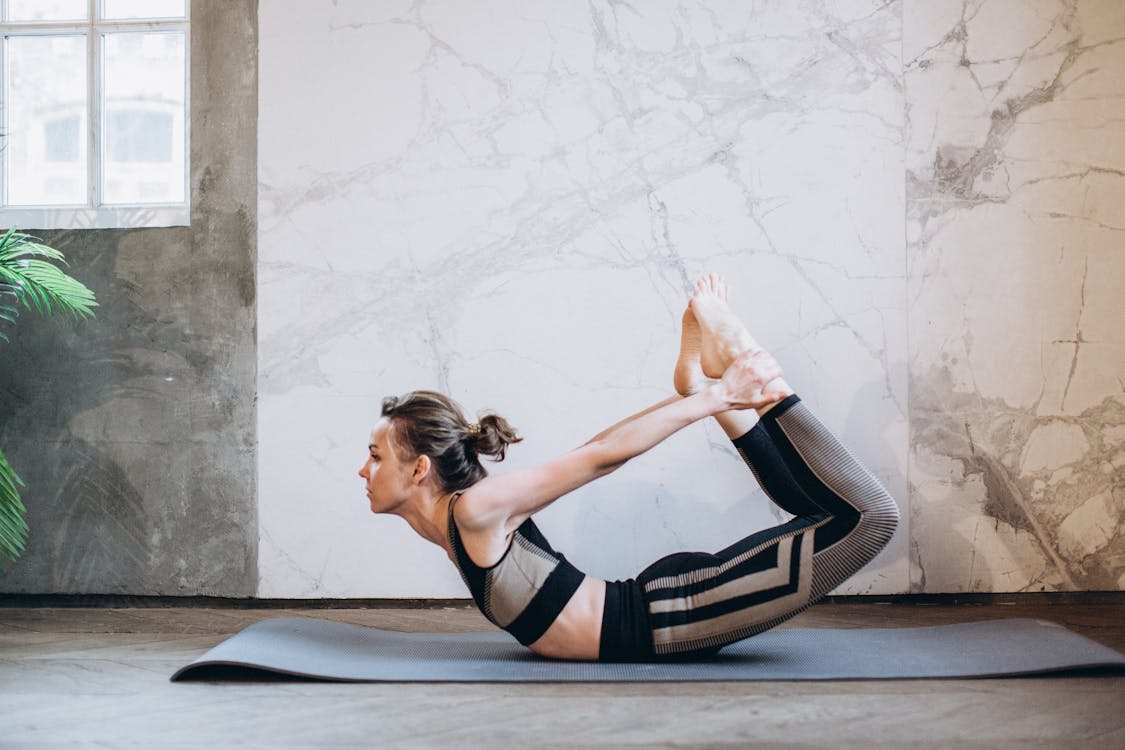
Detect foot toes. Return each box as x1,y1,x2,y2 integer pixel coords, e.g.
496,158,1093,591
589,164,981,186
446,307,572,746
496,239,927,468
695,274,718,297
696,273,729,300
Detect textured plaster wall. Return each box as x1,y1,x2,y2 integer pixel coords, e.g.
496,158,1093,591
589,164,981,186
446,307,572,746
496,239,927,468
0,0,258,595
259,0,1124,597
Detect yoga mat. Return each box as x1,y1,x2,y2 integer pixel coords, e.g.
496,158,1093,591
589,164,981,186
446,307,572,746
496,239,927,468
171,617,1125,682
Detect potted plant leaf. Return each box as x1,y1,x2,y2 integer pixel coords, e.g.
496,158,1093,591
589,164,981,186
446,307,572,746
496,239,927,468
0,228,97,566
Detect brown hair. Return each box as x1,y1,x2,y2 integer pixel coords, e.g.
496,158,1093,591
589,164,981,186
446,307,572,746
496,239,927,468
380,390,522,492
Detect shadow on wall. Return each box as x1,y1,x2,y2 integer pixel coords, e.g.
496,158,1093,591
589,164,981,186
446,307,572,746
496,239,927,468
569,474,783,582
568,385,911,588
49,437,149,589
568,381,910,593
0,228,211,592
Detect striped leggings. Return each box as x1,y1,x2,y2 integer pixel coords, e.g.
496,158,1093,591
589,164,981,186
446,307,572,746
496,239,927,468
599,393,900,660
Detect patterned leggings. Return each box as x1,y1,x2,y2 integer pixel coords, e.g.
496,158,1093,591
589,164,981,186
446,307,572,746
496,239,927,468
600,394,900,660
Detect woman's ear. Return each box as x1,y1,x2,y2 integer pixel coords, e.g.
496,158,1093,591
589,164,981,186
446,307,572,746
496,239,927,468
411,454,432,485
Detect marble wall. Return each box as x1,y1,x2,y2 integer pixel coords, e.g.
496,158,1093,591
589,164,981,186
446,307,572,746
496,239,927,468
258,0,1122,597
905,0,1125,591
0,0,258,595
258,0,908,597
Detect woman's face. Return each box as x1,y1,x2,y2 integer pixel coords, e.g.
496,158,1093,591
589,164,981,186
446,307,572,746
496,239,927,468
359,418,411,513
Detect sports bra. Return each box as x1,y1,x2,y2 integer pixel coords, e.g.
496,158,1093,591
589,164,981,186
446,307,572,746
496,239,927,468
446,491,586,646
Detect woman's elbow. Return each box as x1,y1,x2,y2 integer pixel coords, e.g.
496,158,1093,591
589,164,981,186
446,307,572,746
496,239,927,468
585,441,628,475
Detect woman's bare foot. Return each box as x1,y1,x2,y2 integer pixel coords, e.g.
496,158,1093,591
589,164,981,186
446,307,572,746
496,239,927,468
689,273,794,424
690,274,760,378
673,307,713,396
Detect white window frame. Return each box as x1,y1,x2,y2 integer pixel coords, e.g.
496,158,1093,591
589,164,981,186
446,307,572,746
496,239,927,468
0,0,190,229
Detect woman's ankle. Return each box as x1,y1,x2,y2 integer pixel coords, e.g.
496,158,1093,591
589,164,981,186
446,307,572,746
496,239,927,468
714,408,761,440
756,378,795,417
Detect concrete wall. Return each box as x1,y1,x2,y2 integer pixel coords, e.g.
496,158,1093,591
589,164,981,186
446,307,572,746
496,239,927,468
258,0,1124,597
0,0,258,595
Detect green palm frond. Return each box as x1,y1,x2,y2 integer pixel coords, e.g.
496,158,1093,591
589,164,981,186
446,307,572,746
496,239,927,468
0,228,97,567
0,228,98,320
0,281,18,343
0,447,28,566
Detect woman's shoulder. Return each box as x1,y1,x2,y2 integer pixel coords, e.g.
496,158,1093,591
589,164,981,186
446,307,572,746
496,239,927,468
450,480,503,530
450,483,522,568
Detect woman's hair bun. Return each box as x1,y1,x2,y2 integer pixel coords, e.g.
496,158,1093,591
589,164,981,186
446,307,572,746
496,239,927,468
380,390,521,491
469,412,522,461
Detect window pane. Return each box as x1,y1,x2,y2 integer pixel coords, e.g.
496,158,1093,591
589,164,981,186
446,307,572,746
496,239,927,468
7,35,88,206
8,0,88,21
101,0,185,19
102,32,185,204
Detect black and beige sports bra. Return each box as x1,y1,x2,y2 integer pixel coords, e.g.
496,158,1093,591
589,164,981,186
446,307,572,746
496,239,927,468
446,491,585,646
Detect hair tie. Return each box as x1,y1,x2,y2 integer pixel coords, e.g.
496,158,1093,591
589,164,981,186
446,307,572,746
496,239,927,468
466,422,481,436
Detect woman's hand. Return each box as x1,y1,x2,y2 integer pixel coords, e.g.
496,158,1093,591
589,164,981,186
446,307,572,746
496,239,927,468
715,349,786,410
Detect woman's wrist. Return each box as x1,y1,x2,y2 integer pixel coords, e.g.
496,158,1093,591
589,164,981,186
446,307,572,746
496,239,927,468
697,380,735,415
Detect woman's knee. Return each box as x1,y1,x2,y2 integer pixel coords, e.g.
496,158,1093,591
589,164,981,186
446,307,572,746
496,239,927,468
862,494,900,550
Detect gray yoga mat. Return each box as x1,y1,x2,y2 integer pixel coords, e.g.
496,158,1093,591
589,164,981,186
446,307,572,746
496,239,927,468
171,616,1125,682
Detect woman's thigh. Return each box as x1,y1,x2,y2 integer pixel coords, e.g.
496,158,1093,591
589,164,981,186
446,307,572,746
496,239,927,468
635,515,827,657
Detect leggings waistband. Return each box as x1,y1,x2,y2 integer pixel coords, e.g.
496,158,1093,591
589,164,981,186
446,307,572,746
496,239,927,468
598,578,653,662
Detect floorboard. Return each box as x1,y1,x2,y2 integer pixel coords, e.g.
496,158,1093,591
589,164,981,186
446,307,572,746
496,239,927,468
1,600,1122,748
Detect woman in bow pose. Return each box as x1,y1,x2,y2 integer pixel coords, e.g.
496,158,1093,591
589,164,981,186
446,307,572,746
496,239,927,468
360,275,899,661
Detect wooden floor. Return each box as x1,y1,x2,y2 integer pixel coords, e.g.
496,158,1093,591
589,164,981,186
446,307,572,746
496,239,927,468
1,600,1123,749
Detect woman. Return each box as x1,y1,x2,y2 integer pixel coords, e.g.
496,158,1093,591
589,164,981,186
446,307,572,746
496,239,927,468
359,275,899,661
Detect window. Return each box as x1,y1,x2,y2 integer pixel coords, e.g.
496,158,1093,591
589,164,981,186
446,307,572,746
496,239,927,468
0,0,189,228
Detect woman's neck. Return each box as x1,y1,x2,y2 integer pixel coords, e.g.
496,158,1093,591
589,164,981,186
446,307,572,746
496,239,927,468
395,487,456,551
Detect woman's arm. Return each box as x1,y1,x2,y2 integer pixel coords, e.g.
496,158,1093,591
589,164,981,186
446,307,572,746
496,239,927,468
578,394,683,447
461,349,784,532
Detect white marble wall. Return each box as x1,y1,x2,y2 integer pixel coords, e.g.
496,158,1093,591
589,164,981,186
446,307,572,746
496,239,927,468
906,0,1125,592
258,0,1121,597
